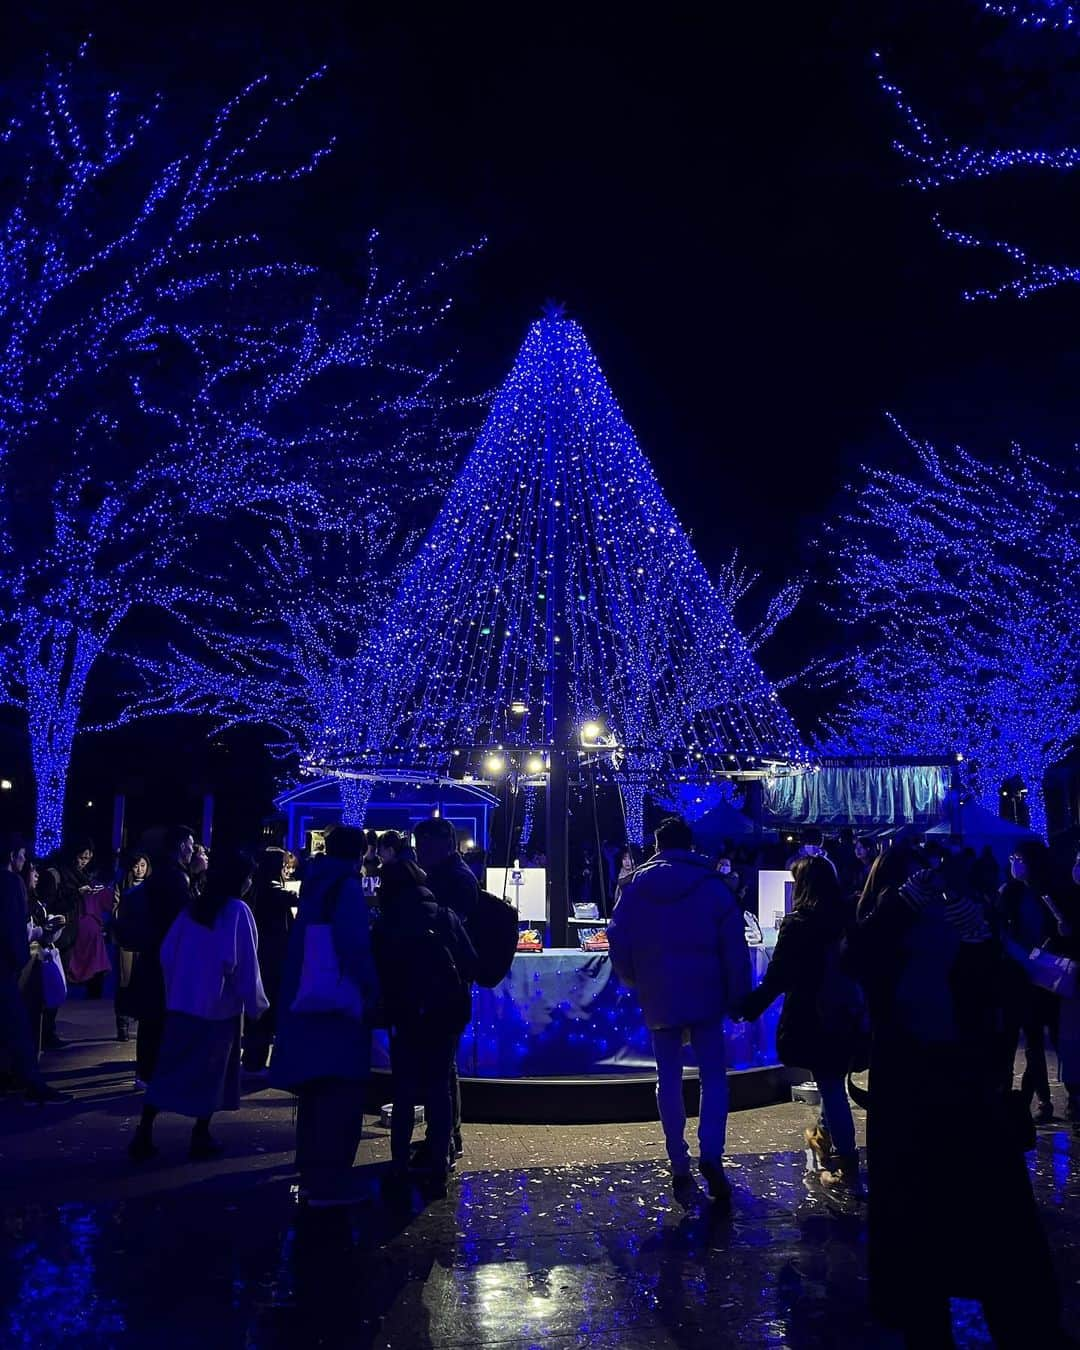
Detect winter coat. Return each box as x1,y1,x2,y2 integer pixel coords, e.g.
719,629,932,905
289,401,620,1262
607,848,751,1031
248,878,292,995
998,878,1052,952
121,863,191,1021
66,885,113,984
373,863,478,1033
740,898,858,1076
422,853,480,924
270,856,379,1091
38,861,92,955
160,898,269,1022
0,871,30,978
848,882,1056,1329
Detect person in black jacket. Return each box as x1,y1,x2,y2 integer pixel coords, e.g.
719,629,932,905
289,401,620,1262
413,817,480,1161
373,856,477,1197
116,826,194,1086
739,855,861,1188
0,834,68,1103
242,847,290,1074
849,844,1062,1348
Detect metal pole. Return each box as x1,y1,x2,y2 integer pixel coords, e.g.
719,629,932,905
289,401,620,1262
111,794,126,856
542,329,570,947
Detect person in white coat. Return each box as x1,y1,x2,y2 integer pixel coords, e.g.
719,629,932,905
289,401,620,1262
129,852,268,1162
608,816,751,1207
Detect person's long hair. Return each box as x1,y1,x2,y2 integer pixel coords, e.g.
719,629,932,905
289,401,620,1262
189,851,253,930
252,847,286,890
378,857,428,904
791,855,845,916
857,843,915,922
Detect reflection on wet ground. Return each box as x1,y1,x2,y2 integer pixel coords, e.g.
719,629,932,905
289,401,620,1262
1,1005,1079,1348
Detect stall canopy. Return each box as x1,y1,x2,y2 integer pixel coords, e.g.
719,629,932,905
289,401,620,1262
763,762,949,827
925,796,1037,865
691,799,758,853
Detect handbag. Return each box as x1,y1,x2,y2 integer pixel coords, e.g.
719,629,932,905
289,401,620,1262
1026,946,1079,1000
290,876,364,1019
39,946,68,1009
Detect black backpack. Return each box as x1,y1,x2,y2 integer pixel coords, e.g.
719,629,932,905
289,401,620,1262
379,909,471,1032
468,889,520,988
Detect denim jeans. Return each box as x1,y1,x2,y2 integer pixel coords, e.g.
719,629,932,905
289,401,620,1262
652,1019,728,1172
815,1071,856,1156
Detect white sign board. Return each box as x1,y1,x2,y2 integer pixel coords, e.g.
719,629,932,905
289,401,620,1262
757,869,795,932
486,866,547,922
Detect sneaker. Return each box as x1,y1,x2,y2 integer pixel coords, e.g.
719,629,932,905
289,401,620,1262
128,1134,159,1162
1035,1100,1055,1125
672,1172,695,1208
452,1132,464,1159
24,1083,72,1105
699,1158,732,1211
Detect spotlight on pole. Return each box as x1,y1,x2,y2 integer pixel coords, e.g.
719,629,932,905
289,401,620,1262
582,720,601,742
526,755,544,774
485,754,506,775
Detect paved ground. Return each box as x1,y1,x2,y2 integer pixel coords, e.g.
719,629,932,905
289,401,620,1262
1,1000,1079,1348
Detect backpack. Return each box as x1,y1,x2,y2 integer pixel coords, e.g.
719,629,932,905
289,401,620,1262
381,912,471,1031
467,889,520,988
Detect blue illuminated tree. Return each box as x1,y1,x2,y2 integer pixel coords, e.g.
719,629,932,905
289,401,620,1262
821,422,1080,838
0,49,467,851
346,312,804,841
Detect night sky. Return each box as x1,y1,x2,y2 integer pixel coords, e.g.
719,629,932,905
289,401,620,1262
5,0,1080,840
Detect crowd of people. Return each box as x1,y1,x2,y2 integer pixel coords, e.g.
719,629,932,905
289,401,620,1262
2,810,1079,1345
610,817,1079,1347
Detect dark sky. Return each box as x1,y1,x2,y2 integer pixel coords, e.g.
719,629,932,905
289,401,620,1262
14,0,1080,580
6,0,1080,837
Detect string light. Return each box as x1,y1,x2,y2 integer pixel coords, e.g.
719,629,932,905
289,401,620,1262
0,48,475,851
354,312,804,834
875,42,1080,301
983,3,1080,28
820,419,1080,839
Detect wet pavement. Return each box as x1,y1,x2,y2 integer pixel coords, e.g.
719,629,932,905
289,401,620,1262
2,1002,1079,1348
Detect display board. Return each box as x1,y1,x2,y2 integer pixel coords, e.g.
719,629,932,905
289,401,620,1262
486,866,547,921
757,869,795,930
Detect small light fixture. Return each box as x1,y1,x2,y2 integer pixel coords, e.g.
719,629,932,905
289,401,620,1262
526,755,544,774
85,800,93,808
510,701,529,716
582,721,601,741
486,755,506,775
0,779,12,791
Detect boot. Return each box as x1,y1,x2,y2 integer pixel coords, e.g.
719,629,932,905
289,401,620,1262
820,1153,860,1191
804,1124,833,1171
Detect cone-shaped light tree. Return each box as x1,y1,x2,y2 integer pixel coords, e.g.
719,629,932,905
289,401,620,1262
345,312,803,863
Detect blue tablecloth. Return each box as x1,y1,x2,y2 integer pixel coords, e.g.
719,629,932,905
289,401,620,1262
372,947,780,1080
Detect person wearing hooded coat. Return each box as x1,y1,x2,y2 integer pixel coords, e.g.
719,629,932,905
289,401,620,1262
271,825,379,1207
608,815,751,1205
